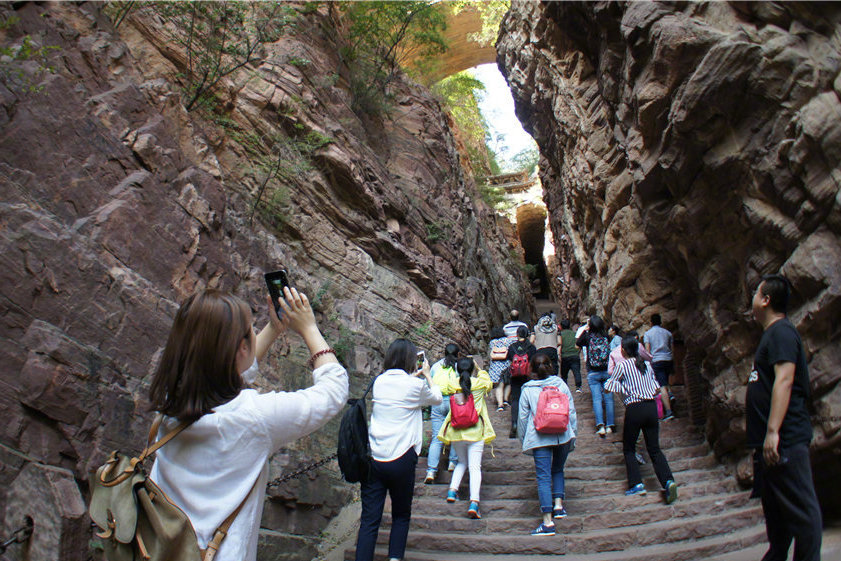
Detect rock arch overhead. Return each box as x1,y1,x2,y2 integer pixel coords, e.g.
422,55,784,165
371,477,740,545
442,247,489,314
406,5,497,84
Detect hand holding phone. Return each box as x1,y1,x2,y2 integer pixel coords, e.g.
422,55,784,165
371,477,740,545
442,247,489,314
416,351,426,372
264,270,289,318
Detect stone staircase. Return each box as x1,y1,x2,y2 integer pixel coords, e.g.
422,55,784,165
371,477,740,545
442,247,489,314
344,388,767,560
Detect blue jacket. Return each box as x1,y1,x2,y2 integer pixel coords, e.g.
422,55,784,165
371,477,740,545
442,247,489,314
517,375,577,454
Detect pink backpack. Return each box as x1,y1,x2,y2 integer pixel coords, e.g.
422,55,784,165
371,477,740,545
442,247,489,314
510,352,530,378
533,386,570,434
450,393,479,429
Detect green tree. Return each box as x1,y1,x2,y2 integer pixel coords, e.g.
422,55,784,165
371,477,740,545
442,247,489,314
509,146,539,176
0,13,58,94
335,1,447,115
432,70,499,179
126,1,297,110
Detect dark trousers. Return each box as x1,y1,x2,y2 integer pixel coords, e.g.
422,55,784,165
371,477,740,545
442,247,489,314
754,444,822,561
536,346,559,376
355,449,418,561
560,355,582,389
622,401,673,489
509,377,528,430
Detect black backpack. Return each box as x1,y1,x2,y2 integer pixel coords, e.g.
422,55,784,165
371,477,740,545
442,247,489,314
337,378,376,483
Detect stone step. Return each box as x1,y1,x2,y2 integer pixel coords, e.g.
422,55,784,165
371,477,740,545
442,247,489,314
413,468,725,500
419,461,723,487
373,504,764,554
382,491,754,534
346,525,767,561
409,478,744,517
418,446,720,477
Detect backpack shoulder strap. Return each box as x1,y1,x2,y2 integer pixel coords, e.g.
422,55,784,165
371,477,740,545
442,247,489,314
201,474,262,561
139,415,192,461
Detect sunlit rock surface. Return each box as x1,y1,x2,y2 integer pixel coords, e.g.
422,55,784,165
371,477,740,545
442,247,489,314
498,0,841,516
0,2,532,557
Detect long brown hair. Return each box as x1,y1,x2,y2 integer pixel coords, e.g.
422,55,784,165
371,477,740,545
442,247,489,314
150,290,251,421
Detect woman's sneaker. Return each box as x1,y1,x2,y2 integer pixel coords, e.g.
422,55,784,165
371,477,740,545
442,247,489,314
446,489,458,503
530,523,556,536
597,425,606,437
447,461,456,471
625,483,647,496
606,426,614,435
665,480,678,504
552,507,567,519
467,501,481,519
424,470,435,484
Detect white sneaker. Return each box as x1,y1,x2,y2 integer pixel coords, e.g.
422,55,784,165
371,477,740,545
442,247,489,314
447,461,456,471
606,426,613,435
597,426,606,437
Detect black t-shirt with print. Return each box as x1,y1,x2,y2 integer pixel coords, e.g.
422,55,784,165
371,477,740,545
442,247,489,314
745,318,812,449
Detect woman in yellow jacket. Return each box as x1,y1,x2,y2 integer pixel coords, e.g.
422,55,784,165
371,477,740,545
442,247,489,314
437,356,496,519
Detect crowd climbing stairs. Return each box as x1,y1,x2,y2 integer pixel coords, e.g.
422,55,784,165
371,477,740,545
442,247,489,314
344,387,768,560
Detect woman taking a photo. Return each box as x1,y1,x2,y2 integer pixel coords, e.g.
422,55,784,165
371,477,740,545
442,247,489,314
437,357,495,519
356,339,442,561
605,336,678,503
517,353,577,536
149,286,348,561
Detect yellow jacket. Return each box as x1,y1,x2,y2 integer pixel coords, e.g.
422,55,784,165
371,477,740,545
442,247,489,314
437,370,496,444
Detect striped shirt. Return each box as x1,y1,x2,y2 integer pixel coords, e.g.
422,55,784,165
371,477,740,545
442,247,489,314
605,358,661,406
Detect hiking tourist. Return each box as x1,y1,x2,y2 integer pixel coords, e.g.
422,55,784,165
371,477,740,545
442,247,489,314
559,319,582,392
577,315,615,436
533,312,560,375
503,309,530,337
356,338,443,561
517,353,577,536
575,317,589,363
609,324,622,350
488,327,515,411
148,287,348,561
644,313,675,420
605,336,678,503
748,274,821,561
425,344,460,482
506,325,537,438
608,331,652,376
437,357,495,519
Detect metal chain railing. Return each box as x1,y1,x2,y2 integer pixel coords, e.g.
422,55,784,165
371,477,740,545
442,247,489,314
267,454,337,487
0,518,33,555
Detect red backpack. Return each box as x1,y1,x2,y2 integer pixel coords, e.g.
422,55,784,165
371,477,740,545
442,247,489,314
510,352,530,378
533,386,570,433
450,393,479,429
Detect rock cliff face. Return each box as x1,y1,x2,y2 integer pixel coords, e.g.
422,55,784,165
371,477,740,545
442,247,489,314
0,2,531,558
498,0,841,516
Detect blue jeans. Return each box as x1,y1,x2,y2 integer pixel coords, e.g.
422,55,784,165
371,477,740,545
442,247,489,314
533,443,571,513
588,370,615,428
427,400,456,473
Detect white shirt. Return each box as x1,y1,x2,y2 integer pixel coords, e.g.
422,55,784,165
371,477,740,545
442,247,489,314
150,362,348,561
368,369,442,461
503,320,529,337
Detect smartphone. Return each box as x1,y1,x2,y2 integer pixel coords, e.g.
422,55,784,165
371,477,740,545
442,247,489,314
264,270,289,317
416,351,426,371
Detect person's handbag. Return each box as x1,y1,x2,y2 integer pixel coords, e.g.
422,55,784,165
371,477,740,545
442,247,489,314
490,346,509,361
90,416,256,561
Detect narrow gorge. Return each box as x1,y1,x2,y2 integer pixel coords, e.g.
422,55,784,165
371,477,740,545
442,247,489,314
1,1,840,560
499,0,841,518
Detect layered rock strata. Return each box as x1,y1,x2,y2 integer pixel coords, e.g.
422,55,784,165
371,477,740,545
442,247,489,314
0,2,532,558
498,0,841,517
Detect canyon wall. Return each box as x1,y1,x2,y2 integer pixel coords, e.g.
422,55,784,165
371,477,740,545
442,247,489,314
0,3,532,558
498,0,841,517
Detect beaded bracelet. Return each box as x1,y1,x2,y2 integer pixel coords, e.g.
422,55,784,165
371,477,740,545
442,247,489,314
307,348,337,368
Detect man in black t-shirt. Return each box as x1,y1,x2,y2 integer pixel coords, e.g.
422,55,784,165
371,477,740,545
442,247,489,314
747,274,821,561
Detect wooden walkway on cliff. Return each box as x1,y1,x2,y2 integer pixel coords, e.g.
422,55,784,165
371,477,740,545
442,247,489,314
343,387,770,560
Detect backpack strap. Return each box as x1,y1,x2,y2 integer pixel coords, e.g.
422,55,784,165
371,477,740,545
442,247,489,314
138,415,192,461
200,475,261,561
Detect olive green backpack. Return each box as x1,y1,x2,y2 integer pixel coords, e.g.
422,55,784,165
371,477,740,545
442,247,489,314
89,416,255,561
